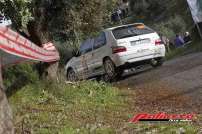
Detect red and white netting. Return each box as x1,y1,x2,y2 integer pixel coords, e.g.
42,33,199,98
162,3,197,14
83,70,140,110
0,27,60,67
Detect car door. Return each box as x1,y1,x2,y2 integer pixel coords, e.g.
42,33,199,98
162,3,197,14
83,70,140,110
91,32,107,75
78,39,94,79
83,39,95,77
71,56,84,78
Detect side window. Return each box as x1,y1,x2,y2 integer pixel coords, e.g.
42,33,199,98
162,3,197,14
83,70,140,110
93,32,106,50
80,39,94,55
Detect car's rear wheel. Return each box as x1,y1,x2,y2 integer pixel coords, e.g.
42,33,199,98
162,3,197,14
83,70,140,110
67,69,78,82
150,58,164,67
103,58,117,81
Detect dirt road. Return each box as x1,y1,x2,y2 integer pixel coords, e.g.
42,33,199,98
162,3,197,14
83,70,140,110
116,52,202,114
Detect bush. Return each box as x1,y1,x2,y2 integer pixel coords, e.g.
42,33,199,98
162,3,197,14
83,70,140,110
166,15,187,34
54,41,75,66
153,15,187,38
3,64,39,91
154,24,175,39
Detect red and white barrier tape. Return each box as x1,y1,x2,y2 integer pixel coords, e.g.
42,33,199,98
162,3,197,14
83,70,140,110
0,26,60,66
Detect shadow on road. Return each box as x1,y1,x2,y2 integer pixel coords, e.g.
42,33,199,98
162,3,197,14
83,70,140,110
116,66,153,82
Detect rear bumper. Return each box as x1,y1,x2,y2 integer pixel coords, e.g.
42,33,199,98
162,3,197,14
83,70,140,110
112,52,165,66
117,57,164,70
125,53,164,63
112,53,165,67
111,46,166,66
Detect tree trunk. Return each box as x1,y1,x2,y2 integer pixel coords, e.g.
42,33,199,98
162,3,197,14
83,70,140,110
46,62,59,80
0,60,14,134
27,19,59,80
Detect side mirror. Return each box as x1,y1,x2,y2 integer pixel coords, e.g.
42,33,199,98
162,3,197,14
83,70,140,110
72,50,81,57
76,51,81,57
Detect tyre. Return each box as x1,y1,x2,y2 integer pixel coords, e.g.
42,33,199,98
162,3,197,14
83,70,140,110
103,58,117,81
66,69,78,82
150,58,164,67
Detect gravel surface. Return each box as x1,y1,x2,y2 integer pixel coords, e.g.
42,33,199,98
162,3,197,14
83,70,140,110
116,52,202,114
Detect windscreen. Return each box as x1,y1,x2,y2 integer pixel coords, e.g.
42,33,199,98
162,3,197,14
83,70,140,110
79,38,94,54
112,24,154,39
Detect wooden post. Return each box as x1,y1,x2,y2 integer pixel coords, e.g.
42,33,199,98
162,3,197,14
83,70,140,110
0,58,14,134
46,62,59,81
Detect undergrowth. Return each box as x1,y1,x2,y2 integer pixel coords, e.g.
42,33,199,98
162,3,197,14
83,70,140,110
166,41,202,60
9,80,127,133
8,78,201,133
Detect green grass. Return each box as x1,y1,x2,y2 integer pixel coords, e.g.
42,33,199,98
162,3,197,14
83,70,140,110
129,122,201,134
9,79,202,133
9,80,126,133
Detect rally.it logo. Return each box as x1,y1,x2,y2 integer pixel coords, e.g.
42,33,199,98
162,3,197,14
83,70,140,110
130,113,195,123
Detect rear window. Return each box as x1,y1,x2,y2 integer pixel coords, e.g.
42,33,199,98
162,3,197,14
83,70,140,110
112,24,154,39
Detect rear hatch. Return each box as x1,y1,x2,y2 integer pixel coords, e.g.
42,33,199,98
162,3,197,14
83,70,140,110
112,24,162,58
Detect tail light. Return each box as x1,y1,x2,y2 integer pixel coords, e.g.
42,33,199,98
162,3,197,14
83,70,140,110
155,39,163,46
112,46,127,54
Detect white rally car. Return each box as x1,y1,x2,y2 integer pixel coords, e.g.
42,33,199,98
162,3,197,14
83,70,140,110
65,23,165,81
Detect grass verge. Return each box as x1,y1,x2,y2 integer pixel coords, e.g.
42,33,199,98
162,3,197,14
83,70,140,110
9,79,202,133
9,80,127,133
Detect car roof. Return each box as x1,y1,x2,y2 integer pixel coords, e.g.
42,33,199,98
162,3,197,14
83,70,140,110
104,23,145,32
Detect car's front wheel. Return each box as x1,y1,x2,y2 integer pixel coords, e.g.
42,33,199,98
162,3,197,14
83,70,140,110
66,69,78,82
